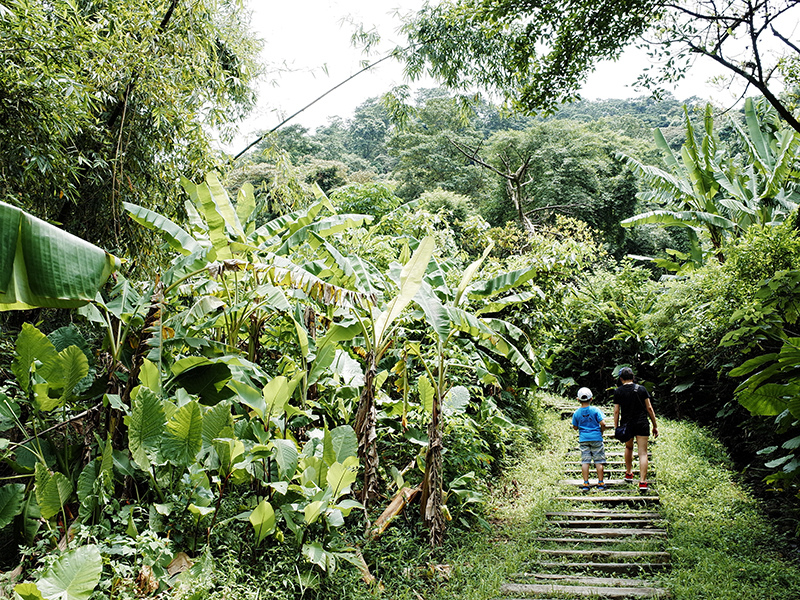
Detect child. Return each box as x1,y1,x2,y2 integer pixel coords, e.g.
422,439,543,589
571,387,607,491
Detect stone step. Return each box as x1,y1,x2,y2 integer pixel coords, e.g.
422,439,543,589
546,511,661,519
537,549,671,562
501,582,670,598
509,573,656,587
566,460,635,466
557,495,660,505
558,527,667,538
550,519,664,527
528,561,671,574
560,479,655,486
534,537,655,545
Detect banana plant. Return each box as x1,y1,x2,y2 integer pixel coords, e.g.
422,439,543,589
621,101,800,266
311,236,435,508
0,201,119,311
408,243,537,545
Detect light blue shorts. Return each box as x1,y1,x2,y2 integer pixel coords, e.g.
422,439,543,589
579,440,606,464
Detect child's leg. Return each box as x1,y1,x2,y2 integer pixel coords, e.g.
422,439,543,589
594,441,606,482
579,441,592,483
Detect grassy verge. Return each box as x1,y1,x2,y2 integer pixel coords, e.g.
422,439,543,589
657,420,800,599
426,405,573,600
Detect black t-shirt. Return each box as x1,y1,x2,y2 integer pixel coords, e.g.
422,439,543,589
614,382,651,425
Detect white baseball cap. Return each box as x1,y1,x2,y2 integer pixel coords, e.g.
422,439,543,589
577,387,592,401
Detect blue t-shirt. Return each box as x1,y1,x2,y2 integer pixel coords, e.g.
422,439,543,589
572,405,605,442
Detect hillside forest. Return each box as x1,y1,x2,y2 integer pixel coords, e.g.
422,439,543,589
2,1,800,599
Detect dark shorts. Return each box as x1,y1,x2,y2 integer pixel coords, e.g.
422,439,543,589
627,420,650,438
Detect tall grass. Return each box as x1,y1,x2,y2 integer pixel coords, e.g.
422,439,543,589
657,420,800,599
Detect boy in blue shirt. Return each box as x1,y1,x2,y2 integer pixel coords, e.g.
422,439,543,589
571,387,607,491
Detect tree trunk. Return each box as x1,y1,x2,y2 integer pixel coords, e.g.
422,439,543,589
354,351,380,508
420,391,445,546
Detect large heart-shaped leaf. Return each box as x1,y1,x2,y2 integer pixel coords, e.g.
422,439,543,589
327,456,358,498
0,483,24,529
161,401,203,466
36,544,102,600
271,439,299,480
128,388,166,471
34,463,73,520
323,425,358,466
249,500,276,545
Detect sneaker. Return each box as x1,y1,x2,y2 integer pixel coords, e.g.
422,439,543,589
580,481,590,492
596,481,606,491
624,472,634,484
639,481,649,492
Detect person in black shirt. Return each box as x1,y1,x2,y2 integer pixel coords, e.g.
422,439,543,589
613,367,659,491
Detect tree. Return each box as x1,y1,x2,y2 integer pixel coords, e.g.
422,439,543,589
451,120,650,252
0,0,261,251
387,93,492,201
401,1,800,132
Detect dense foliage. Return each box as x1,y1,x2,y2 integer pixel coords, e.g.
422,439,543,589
0,0,261,251
3,2,800,596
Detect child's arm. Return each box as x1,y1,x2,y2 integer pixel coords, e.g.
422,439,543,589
599,418,607,432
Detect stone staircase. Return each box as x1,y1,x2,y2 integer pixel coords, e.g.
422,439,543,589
497,408,671,599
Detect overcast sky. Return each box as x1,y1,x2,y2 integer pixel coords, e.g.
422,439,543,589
222,0,743,153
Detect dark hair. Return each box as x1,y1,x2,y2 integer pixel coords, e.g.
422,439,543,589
619,367,635,381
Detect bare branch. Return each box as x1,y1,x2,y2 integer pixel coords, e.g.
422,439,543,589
771,25,800,55
447,137,510,179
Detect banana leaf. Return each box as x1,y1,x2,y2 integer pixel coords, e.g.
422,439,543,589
0,202,119,311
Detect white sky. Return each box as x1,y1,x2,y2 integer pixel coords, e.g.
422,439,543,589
223,0,746,153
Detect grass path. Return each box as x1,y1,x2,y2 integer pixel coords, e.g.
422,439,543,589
427,403,800,600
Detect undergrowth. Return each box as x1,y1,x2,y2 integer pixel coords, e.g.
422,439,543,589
658,420,800,599
321,394,571,600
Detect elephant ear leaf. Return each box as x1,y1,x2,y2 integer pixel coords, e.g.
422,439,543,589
161,401,203,466
249,500,276,545
11,323,58,393
323,425,357,466
0,484,25,529
37,544,103,600
128,388,166,471
35,463,73,520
